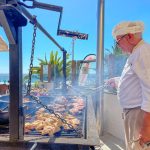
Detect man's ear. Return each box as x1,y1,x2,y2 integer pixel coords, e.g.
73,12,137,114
128,33,134,39
127,33,135,44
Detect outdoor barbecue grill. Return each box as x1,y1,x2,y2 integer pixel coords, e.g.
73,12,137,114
0,0,100,149
0,93,99,147
0,93,87,138
24,94,87,138
0,92,87,137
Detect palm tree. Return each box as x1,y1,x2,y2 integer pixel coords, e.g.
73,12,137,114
104,41,128,78
32,51,71,80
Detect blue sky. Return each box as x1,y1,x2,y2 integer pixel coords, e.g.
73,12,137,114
0,0,150,73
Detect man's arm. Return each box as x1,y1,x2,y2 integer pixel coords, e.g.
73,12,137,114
131,47,150,146
139,111,150,146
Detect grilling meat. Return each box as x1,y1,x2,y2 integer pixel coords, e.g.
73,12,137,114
69,97,85,115
25,112,80,135
62,114,80,130
25,113,62,135
30,88,48,96
24,96,84,135
54,96,68,104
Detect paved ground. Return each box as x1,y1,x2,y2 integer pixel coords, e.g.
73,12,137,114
97,132,125,150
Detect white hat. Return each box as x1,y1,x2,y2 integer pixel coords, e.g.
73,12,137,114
0,36,8,52
112,21,144,39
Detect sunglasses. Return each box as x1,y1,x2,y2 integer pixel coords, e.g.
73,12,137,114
116,34,128,46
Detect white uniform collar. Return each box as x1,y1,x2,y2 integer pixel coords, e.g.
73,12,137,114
132,40,144,53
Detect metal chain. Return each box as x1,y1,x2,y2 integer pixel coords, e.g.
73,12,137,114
27,19,37,95
25,19,82,137
29,94,82,137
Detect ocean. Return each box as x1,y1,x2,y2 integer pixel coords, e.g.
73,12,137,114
0,74,40,84
0,74,9,83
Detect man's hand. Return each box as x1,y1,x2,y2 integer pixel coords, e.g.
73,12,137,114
139,111,150,146
104,77,120,89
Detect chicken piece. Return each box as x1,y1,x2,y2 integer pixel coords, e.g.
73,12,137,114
62,115,80,130
24,128,31,133
72,118,80,125
42,113,51,118
69,109,76,115
64,114,76,119
63,123,77,130
41,126,56,135
31,120,42,129
36,114,46,121
41,129,52,135
44,118,57,125
36,113,52,121
35,122,44,131
53,120,62,127
53,126,61,133
23,98,30,103
25,122,34,130
36,108,46,114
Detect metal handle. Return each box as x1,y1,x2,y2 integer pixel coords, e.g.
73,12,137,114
23,0,34,2
33,0,62,12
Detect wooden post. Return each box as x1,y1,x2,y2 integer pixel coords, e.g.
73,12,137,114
40,64,51,82
72,60,76,85
48,64,52,82
40,65,43,82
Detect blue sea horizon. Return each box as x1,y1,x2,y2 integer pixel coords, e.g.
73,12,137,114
0,73,40,84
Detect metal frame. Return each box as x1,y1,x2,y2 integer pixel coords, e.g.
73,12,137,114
20,4,67,90
0,10,16,44
0,96,100,148
96,0,104,136
0,0,104,147
0,1,28,141
0,0,68,141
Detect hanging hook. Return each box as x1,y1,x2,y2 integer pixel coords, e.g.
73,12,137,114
18,1,35,9
29,15,37,25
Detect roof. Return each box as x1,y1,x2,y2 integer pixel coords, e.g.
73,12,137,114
0,36,8,52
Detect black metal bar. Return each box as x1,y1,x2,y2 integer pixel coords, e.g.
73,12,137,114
0,4,27,36
0,10,16,44
57,29,88,40
17,1,35,9
33,0,63,12
0,0,26,141
79,59,96,63
0,0,6,5
0,142,90,150
9,27,24,141
0,4,27,27
30,142,37,150
62,49,67,91
57,11,63,34
21,6,64,51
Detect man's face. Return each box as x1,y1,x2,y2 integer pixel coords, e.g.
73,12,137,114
116,34,133,54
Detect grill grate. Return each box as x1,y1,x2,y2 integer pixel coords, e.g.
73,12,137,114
24,95,87,138
0,95,87,138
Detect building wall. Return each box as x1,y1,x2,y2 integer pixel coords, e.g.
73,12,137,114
103,93,125,141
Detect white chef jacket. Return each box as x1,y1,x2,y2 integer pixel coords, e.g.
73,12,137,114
118,40,150,112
